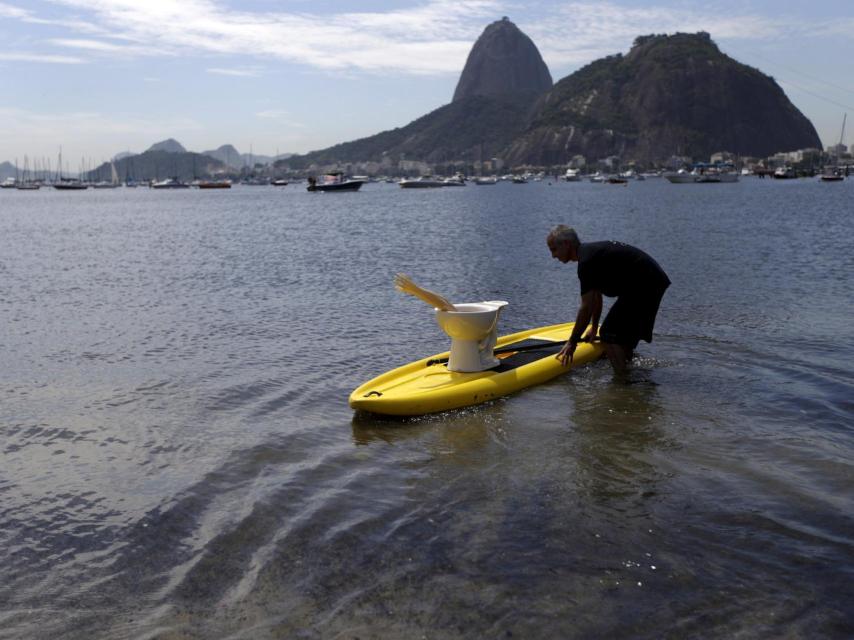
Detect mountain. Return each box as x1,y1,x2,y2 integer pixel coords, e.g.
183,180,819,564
284,93,536,170
200,144,293,168
146,138,187,154
453,16,552,102
201,144,243,168
86,150,226,182
0,161,18,180
113,151,136,161
284,18,549,170
506,32,821,165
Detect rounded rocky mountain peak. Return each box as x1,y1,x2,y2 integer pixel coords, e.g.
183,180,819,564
453,17,552,103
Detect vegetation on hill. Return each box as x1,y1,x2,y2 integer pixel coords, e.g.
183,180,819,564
509,32,821,165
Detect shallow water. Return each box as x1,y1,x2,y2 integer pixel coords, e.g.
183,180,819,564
1,178,852,638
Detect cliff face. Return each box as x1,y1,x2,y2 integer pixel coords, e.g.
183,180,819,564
506,33,821,165
453,17,552,102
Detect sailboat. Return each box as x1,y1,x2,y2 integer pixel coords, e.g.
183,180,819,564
16,156,41,190
93,160,120,188
53,148,88,190
821,114,846,182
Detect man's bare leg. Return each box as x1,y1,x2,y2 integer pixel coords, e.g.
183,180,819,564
603,343,630,374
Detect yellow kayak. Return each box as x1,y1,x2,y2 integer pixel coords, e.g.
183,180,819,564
349,322,604,416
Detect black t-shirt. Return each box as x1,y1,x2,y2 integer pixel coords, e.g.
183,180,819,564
577,241,670,297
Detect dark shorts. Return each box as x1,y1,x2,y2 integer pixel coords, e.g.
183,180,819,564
600,285,668,350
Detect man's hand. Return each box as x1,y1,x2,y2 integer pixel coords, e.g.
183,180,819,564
556,339,578,367
582,324,598,342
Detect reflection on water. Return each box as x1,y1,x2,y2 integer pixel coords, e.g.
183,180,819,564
1,182,852,638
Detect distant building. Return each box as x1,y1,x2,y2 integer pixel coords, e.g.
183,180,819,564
399,159,430,175
710,151,736,164
826,143,847,156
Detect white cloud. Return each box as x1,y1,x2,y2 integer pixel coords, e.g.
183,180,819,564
256,110,289,119
0,52,86,64
0,106,202,137
36,0,503,73
524,1,799,70
4,0,851,76
0,2,29,18
206,67,263,77
48,38,155,55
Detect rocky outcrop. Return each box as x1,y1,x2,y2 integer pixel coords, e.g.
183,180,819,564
506,32,821,165
453,17,552,102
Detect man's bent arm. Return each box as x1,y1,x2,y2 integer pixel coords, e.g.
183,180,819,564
584,291,602,339
569,290,597,343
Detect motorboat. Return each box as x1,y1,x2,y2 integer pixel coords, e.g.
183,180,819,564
307,173,363,192
53,179,88,190
606,176,628,184
198,179,232,189
152,177,190,189
474,177,498,185
773,166,796,179
272,179,289,186
820,170,844,182
511,175,528,183
442,177,466,186
399,176,446,188
588,172,606,183
241,176,271,186
564,169,581,182
665,169,696,184
1,177,16,188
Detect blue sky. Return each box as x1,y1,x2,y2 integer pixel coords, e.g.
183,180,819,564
2,0,853,164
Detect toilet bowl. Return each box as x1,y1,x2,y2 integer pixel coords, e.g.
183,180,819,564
435,301,509,372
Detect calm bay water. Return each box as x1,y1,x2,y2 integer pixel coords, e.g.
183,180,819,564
1,179,852,638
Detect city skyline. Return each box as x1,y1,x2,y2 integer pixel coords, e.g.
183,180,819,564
2,0,853,163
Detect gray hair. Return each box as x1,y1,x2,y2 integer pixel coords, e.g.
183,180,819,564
547,225,580,249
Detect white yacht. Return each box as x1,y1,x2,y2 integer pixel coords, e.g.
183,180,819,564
399,176,446,188
664,169,697,184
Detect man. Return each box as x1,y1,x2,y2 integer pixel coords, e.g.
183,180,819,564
546,225,670,373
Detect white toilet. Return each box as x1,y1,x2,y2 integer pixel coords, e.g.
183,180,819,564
435,301,509,372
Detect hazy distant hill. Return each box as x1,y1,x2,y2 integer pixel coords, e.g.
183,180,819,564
200,144,293,168
87,150,227,182
146,138,187,154
506,32,822,165
0,161,17,180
